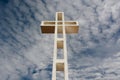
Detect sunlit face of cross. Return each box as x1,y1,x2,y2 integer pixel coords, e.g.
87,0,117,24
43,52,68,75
41,12,79,34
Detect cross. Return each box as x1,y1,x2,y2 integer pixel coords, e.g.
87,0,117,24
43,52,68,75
40,12,79,80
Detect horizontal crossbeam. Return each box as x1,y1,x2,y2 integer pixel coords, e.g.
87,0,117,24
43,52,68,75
40,14,79,34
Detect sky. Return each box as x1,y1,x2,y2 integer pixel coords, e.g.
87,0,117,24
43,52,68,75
0,0,120,80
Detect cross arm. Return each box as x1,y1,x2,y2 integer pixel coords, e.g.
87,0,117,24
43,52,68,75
40,21,79,34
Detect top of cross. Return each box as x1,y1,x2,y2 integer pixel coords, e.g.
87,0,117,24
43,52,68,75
40,12,79,34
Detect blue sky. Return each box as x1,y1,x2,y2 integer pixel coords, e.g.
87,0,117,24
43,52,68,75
0,0,120,80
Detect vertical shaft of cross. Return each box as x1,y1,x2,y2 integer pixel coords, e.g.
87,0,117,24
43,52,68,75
52,12,68,80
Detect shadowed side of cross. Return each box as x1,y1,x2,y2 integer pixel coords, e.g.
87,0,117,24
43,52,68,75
40,12,79,80
41,12,79,34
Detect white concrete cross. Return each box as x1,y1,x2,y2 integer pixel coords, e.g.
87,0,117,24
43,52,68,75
40,12,79,80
